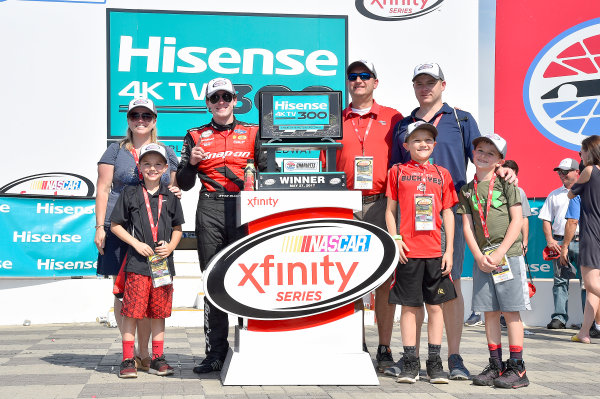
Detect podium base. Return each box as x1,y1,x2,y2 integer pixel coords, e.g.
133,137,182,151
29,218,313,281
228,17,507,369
220,310,379,385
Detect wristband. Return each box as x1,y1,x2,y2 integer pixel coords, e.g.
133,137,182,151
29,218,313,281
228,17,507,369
392,234,403,241
95,225,104,229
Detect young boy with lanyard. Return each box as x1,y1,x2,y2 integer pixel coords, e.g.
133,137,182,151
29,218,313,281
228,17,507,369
457,134,529,389
110,143,184,378
385,121,458,384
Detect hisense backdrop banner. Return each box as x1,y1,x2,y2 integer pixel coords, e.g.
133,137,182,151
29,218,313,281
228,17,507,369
107,9,347,141
0,196,97,277
495,1,600,197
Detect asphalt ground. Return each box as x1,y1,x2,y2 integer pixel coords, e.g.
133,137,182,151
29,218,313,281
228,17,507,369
1,322,598,398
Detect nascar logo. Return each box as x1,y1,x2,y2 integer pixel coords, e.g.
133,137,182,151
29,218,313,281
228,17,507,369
524,18,600,151
281,235,371,252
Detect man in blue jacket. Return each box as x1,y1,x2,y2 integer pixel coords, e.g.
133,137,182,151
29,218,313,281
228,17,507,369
388,63,480,380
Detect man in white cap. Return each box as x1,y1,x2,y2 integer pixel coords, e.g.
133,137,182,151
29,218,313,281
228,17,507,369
335,59,403,372
176,77,266,373
389,63,517,380
539,158,580,330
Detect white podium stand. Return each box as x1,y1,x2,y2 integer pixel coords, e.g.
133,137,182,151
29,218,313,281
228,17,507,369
220,190,379,385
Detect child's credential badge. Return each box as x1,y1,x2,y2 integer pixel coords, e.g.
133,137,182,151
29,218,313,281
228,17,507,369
148,255,172,288
414,194,435,231
354,156,373,190
483,244,513,284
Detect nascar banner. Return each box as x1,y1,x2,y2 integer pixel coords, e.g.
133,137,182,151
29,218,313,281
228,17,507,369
495,1,600,196
0,196,97,277
107,9,347,141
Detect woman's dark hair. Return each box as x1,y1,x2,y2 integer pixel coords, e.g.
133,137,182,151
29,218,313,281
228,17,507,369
503,159,519,175
581,135,600,166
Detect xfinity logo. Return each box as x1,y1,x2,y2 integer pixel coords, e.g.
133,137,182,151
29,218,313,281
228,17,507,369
203,219,398,319
355,0,444,21
524,19,600,150
246,197,279,207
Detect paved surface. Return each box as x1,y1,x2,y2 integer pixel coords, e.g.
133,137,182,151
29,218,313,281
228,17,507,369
1,322,599,398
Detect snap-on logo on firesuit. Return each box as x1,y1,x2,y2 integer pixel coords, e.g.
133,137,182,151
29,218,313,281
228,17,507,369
524,18,600,151
355,0,444,22
202,219,398,320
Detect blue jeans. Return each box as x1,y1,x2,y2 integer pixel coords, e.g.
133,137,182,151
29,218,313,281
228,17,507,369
551,240,584,324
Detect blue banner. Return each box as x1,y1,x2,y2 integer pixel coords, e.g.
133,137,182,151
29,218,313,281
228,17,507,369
0,196,97,277
107,10,347,140
462,198,553,279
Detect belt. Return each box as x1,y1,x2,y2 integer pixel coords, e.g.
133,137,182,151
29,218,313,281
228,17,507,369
362,193,384,204
554,234,579,242
201,192,240,199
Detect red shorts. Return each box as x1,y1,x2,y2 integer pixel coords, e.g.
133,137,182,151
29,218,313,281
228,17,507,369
121,273,173,319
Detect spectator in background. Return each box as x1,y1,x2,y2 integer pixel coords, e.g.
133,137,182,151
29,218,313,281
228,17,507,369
538,158,579,329
569,135,600,343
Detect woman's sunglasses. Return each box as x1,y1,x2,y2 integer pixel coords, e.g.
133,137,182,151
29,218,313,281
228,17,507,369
127,112,154,122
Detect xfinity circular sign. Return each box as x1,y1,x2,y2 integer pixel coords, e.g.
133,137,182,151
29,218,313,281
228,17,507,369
203,219,398,319
524,19,600,151
355,0,444,21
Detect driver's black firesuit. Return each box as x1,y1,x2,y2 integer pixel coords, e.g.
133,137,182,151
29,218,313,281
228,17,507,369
176,118,266,365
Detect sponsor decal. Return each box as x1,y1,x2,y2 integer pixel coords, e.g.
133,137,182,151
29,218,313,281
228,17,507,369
524,19,600,151
355,0,444,21
203,219,398,319
282,159,321,173
201,130,213,138
203,150,251,160
0,173,94,197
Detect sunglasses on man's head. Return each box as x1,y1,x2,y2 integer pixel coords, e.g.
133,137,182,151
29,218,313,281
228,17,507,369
127,112,154,122
208,92,234,104
347,72,373,81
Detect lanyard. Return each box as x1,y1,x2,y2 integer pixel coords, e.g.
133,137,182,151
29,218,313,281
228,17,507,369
130,148,143,181
473,174,496,240
350,114,374,156
408,160,430,193
142,187,163,243
412,113,443,127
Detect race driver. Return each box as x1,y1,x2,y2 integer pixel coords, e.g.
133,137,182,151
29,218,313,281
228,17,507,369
176,77,266,374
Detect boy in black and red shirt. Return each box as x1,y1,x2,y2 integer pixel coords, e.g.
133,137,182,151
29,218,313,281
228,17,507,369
385,121,458,384
111,143,184,378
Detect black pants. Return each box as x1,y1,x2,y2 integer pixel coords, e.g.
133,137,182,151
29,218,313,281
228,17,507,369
196,193,247,361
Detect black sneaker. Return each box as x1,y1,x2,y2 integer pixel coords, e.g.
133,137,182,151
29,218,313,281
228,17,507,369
396,354,420,383
426,355,449,384
500,315,507,329
193,357,224,374
493,359,529,389
148,355,174,376
546,319,566,329
376,345,394,372
590,326,600,338
473,357,504,386
119,358,137,378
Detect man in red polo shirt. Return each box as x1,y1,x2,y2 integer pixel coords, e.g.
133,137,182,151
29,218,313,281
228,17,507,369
335,59,403,371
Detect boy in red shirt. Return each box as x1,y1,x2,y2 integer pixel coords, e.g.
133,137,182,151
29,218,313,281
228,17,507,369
385,121,458,383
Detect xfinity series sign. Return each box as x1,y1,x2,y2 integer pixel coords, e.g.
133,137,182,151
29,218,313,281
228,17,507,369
355,0,444,21
524,19,600,151
108,10,346,141
203,219,398,319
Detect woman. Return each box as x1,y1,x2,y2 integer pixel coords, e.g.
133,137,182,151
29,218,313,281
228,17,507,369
94,97,179,370
569,135,600,344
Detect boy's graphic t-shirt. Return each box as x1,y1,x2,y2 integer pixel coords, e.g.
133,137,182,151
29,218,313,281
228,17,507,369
386,160,457,258
456,176,522,257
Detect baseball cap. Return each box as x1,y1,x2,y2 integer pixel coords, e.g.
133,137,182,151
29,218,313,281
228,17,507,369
473,133,507,158
346,59,377,78
412,63,445,81
405,121,438,142
128,97,157,115
205,77,236,98
138,143,168,163
553,158,578,171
